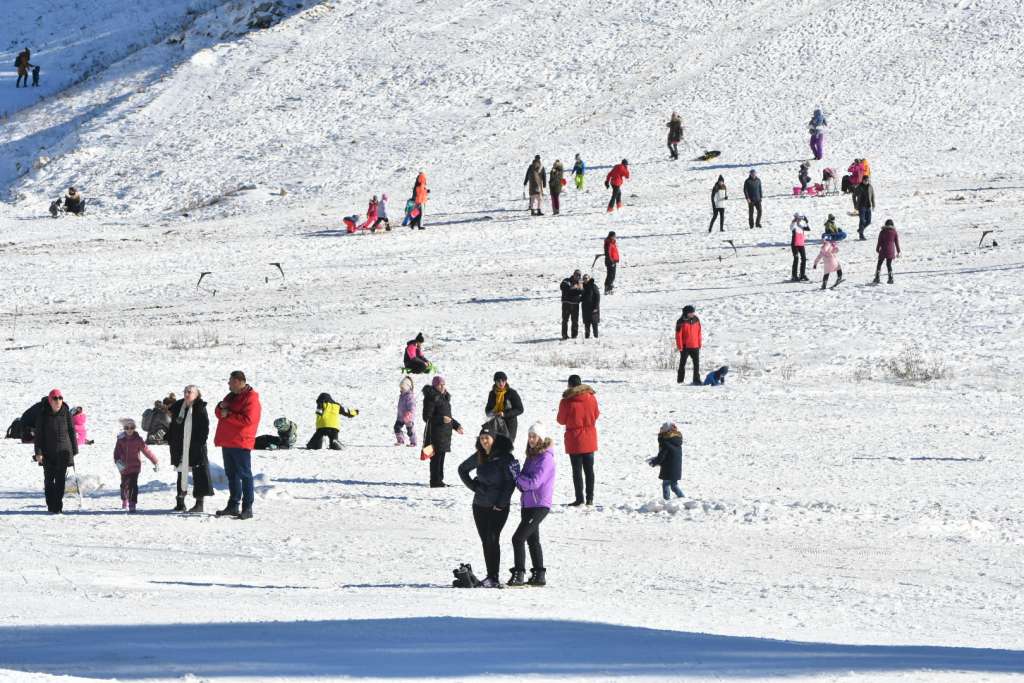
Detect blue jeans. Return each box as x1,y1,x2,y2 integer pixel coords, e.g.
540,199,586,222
222,447,254,508
858,205,872,231
662,480,684,500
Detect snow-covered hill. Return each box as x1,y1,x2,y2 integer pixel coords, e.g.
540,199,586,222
1,1,1023,682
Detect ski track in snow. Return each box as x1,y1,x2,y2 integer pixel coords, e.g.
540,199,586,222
1,0,1024,681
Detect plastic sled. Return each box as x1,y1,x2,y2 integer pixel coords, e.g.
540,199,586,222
695,150,721,161
822,230,847,242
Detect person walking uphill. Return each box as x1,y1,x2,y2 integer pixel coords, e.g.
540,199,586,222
524,155,547,216
873,219,901,284
603,231,619,294
507,421,556,588
675,305,702,385
485,372,524,444
549,160,565,215
855,176,875,240
458,419,520,588
422,375,464,487
743,169,763,229
560,270,584,340
605,159,629,212
214,370,261,520
667,112,684,160
557,374,600,506
33,390,77,514
708,176,727,232
167,385,214,513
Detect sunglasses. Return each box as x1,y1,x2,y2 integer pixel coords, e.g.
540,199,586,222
50,396,63,401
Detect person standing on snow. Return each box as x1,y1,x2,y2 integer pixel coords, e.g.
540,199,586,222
410,172,429,229
572,154,585,191
485,371,524,444
808,106,827,160
15,48,33,88
790,213,811,282
581,274,600,339
560,270,584,340
813,239,844,290
457,418,519,588
605,159,630,212
603,231,620,294
675,306,702,385
708,176,727,232
213,370,261,520
524,155,547,216
648,422,684,501
743,169,763,229
855,176,875,240
507,421,556,587
549,160,565,215
666,112,684,160
33,390,77,514
113,419,159,513
372,193,391,231
167,385,214,514
422,375,464,487
394,377,418,447
557,374,600,507
357,196,379,231
873,219,901,284
846,159,864,209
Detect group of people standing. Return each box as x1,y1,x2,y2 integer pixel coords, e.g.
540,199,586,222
523,154,588,216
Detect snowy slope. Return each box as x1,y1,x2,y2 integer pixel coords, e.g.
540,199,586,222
1,0,1023,681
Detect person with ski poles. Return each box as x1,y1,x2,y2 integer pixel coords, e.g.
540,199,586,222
33,389,78,514
605,159,629,213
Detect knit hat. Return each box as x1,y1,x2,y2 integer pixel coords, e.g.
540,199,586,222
48,388,63,400
431,375,445,389
415,332,424,343
479,423,496,437
621,158,629,166
567,374,582,387
659,421,677,434
493,371,507,383
273,417,291,430
528,421,549,441
119,417,137,430
400,376,414,392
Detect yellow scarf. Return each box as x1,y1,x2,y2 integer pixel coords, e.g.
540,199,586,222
492,386,507,414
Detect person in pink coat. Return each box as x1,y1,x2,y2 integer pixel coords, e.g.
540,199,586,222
113,418,159,512
813,240,843,289
70,406,93,445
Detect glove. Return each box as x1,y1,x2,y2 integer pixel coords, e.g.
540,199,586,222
604,181,610,189
350,409,359,417
647,457,657,467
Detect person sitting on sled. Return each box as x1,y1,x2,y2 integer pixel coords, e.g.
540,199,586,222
404,333,434,374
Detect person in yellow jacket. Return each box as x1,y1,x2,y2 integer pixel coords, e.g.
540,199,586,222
306,393,357,450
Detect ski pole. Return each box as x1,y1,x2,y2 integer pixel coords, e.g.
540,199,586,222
71,461,84,510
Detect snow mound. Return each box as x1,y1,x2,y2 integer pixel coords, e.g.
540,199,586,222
63,473,103,496
208,462,273,493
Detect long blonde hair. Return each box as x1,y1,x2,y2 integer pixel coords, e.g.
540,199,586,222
525,436,553,458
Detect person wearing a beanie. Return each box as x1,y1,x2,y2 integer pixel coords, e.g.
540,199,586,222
458,418,520,587
873,219,901,284
485,372,524,444
422,375,463,487
114,418,160,512
675,305,702,385
703,366,729,386
708,176,727,232
33,389,77,514
648,422,684,500
604,159,630,213
395,376,418,447
790,213,811,283
603,231,620,295
556,375,600,506
508,421,556,587
306,392,358,450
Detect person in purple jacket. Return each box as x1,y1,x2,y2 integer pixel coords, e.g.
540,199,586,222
507,421,556,587
873,219,902,284
394,376,417,446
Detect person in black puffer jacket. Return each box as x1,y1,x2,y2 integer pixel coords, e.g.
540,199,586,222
422,375,463,487
458,418,521,587
648,422,684,500
33,390,78,514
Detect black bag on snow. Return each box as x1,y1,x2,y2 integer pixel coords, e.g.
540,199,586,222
452,563,482,588
5,419,21,439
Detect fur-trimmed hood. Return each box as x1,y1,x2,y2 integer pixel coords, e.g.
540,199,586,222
561,384,595,400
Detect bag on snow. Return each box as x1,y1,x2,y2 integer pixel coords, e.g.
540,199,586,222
452,563,482,588
5,419,22,439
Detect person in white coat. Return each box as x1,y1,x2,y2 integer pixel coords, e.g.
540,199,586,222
708,176,727,233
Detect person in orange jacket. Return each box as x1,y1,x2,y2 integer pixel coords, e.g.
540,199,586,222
604,159,630,212
410,172,429,229
214,370,262,519
603,231,620,294
556,374,600,506
675,305,702,385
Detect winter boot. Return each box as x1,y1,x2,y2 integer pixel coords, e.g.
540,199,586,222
216,504,240,518
395,432,405,446
238,507,253,520
527,568,547,587
188,497,204,513
480,577,503,588
831,275,843,289
329,439,343,451
872,273,881,284
821,280,828,290
507,568,526,587
887,275,894,284
172,497,186,512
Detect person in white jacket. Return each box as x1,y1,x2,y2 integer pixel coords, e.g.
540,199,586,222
708,176,727,233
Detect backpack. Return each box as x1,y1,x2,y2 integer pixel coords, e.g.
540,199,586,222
141,408,154,432
452,563,482,588
5,419,21,439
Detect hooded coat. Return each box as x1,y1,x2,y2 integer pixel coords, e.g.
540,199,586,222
813,241,841,274
422,385,460,454
457,420,519,508
556,384,600,455
651,431,683,481
397,377,417,422
581,280,600,323
71,409,88,445
524,161,547,195
876,226,901,259
549,163,564,196
517,444,556,509
167,398,210,467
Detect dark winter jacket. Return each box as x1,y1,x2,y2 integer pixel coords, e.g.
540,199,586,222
458,429,519,509
484,386,524,443
743,176,762,202
20,398,46,439
650,431,683,481
524,161,547,195
855,179,875,209
667,116,683,143
166,398,210,467
422,385,461,454
35,401,77,462
581,280,600,323
549,164,564,195
876,226,901,259
560,276,583,304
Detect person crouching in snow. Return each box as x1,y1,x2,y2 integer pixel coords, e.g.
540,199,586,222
648,422,683,501
703,366,729,386
306,393,358,450
343,215,360,233
813,239,843,289
395,377,418,447
114,418,159,512
404,333,433,374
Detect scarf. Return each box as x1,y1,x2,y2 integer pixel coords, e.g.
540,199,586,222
177,402,193,496
492,386,507,414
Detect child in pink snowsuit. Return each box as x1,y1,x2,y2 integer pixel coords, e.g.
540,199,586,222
113,418,159,512
71,406,89,445
813,240,843,289
394,376,418,446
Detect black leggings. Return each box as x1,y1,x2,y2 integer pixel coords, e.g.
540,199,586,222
512,507,549,570
604,258,617,293
876,256,894,277
791,245,807,279
678,348,700,384
708,208,724,232
43,456,70,512
306,428,339,449
607,185,622,211
569,453,595,503
472,504,510,580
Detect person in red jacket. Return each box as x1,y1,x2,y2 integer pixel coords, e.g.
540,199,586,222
214,370,262,519
675,305,702,385
604,159,630,213
556,374,600,506
603,231,620,294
